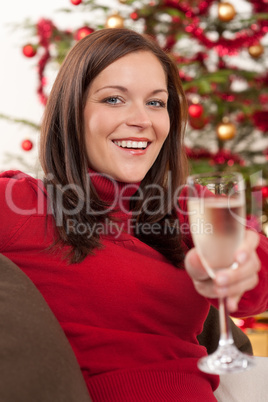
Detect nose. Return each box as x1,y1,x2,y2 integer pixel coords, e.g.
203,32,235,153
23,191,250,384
125,102,152,129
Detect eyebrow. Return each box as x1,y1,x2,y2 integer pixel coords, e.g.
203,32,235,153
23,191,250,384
94,85,168,96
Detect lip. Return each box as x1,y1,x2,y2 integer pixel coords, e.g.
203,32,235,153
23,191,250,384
118,147,149,155
112,137,151,142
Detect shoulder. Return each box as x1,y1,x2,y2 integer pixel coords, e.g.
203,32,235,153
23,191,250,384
0,169,42,191
0,171,49,251
0,170,47,213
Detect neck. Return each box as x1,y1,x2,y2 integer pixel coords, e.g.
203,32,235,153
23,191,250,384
88,169,140,212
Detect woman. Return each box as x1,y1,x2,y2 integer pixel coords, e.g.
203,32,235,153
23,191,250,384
0,28,267,401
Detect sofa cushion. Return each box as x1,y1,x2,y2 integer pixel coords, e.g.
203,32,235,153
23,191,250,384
198,305,253,355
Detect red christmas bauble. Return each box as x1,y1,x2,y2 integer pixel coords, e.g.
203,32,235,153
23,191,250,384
189,116,207,129
130,12,139,20
260,94,268,105
74,26,94,41
246,215,262,232
188,104,203,118
22,44,37,58
22,139,33,151
70,0,82,5
262,186,268,199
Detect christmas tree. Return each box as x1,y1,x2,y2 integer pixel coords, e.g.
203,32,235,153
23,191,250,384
7,0,268,233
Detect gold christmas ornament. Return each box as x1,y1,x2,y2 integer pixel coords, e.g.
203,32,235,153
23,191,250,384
105,14,124,29
262,220,268,237
248,43,264,58
218,2,236,22
216,119,236,141
119,0,127,3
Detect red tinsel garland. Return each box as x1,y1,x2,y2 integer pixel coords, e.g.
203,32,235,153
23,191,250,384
185,147,244,166
251,0,268,13
162,0,215,18
210,149,244,166
252,111,268,133
36,18,55,105
175,51,208,66
162,0,268,57
186,21,268,57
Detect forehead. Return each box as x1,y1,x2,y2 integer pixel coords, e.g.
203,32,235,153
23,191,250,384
90,51,167,89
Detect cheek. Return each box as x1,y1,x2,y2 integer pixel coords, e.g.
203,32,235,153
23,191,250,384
84,113,103,148
85,109,116,140
160,114,170,142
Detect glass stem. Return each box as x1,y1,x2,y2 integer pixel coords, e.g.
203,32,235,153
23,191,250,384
218,297,234,347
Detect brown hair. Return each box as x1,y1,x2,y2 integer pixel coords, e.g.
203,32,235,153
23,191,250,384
40,28,188,265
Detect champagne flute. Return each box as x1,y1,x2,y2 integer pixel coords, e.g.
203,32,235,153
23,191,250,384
186,171,255,374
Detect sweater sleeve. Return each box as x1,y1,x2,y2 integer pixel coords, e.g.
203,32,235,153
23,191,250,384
0,170,45,252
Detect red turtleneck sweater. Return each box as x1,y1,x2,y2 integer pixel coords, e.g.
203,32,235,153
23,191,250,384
1,170,268,402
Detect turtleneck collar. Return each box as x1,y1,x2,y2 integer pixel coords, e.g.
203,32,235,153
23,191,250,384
88,168,141,212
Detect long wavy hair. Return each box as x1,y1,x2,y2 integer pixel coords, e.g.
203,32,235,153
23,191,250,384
40,28,189,265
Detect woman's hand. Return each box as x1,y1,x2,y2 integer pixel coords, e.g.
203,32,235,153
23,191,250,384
184,230,261,313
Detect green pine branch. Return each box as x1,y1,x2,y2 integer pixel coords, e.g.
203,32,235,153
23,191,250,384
0,114,40,131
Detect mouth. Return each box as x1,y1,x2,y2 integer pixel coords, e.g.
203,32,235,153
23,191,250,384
113,140,150,150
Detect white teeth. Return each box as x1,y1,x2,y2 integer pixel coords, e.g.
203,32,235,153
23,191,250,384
114,140,148,149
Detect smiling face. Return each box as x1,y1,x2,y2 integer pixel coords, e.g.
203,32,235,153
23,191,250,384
83,51,170,183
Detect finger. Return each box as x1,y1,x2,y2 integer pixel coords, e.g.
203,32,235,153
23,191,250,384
226,296,240,313
215,273,259,299
192,276,216,299
235,230,260,264
185,248,210,282
215,251,261,287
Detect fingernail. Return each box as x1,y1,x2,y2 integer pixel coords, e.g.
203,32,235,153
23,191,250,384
236,251,247,264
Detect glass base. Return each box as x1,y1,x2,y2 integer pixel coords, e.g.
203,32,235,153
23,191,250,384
198,344,255,375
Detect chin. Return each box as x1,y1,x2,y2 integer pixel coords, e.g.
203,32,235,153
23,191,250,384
116,176,144,184
114,172,146,184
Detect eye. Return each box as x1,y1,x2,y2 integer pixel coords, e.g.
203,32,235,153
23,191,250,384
103,96,123,105
147,99,166,108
